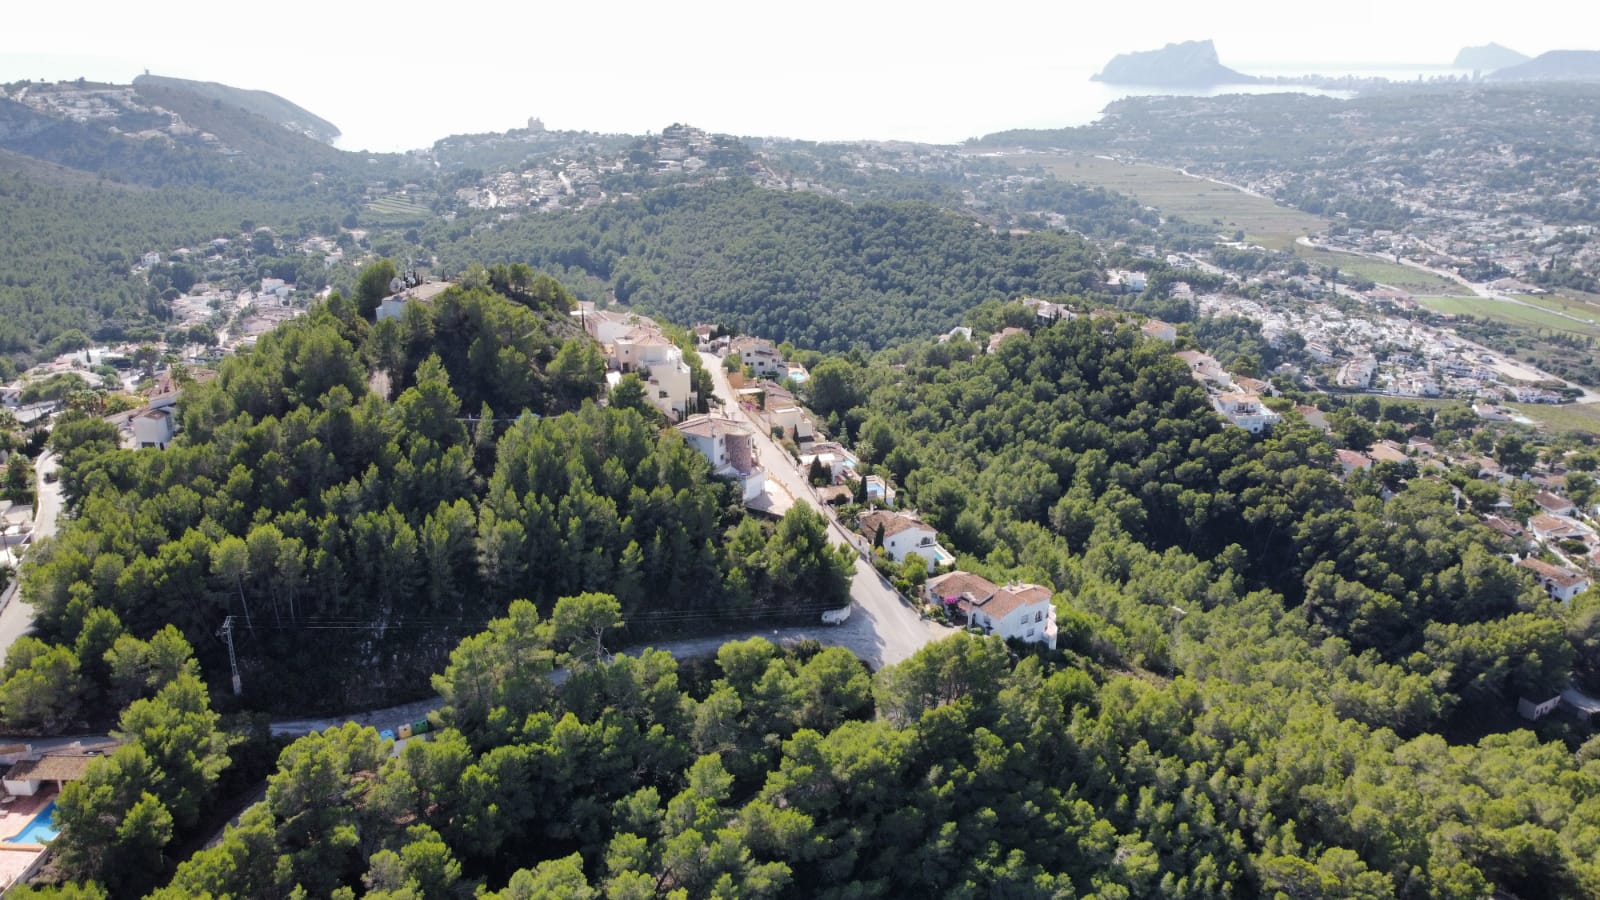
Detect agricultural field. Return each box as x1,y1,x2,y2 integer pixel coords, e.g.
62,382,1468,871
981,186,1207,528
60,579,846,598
364,195,433,224
1416,295,1600,341
1295,245,1470,296
1023,154,1328,250
1505,401,1600,435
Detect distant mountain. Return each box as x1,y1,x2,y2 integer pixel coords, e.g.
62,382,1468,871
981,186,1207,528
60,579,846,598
1453,43,1530,72
133,74,340,144
1488,50,1600,82
1092,40,1257,87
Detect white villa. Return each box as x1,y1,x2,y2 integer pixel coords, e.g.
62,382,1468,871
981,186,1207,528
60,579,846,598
925,571,1056,649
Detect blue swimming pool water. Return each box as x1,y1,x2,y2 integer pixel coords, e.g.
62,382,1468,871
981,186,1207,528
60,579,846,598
5,800,58,844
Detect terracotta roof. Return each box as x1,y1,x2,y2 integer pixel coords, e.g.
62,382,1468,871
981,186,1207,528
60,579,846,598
928,571,998,604
1535,491,1574,512
5,754,96,782
1368,442,1408,464
1336,449,1372,469
859,510,932,540
1530,514,1585,536
928,572,1052,620
1519,557,1589,590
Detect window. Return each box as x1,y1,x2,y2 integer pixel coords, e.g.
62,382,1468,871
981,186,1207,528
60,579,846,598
1025,628,1034,637
1034,611,1043,623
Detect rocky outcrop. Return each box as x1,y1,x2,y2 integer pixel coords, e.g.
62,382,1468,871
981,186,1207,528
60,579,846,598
1092,40,1256,87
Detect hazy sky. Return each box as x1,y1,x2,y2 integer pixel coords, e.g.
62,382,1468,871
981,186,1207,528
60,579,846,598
4,0,1596,150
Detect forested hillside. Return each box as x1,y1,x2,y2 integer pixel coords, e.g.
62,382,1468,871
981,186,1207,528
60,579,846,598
2,281,850,725
429,179,1106,351
46,610,1600,898
812,318,1580,737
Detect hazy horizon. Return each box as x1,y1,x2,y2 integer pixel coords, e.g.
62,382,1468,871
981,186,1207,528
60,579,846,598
4,0,1596,152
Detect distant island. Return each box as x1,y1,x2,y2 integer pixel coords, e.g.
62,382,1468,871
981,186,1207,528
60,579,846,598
1488,49,1600,82
1092,40,1257,87
1452,43,1530,72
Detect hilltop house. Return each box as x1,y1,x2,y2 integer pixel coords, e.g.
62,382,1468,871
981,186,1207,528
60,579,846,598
1530,514,1589,542
925,571,1056,649
858,510,950,573
676,415,765,503
1140,319,1176,343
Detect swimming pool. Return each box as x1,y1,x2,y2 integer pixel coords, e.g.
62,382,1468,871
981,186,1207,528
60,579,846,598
5,801,59,844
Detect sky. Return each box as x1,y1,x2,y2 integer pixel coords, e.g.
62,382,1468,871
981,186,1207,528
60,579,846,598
3,0,1597,151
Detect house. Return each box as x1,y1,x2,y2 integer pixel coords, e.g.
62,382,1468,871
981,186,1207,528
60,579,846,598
1140,319,1176,343
938,326,975,344
611,328,696,421
375,280,452,322
1518,557,1591,603
1213,394,1281,433
858,510,950,573
676,415,765,503
1529,514,1589,542
987,327,1026,354
1335,449,1373,478
1482,515,1532,548
1368,441,1409,465
1232,376,1276,397
730,337,785,377
798,443,858,483
764,405,815,443
1175,351,1230,387
3,753,97,797
132,407,176,449
1535,491,1577,517
1296,405,1330,432
925,571,1056,649
1023,297,1074,323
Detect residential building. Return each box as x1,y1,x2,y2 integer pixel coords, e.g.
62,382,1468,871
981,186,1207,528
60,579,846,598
1529,513,1589,542
1175,350,1230,387
987,327,1026,354
1213,393,1281,433
1518,557,1591,603
799,442,858,483
1335,449,1372,478
676,415,765,503
375,280,453,322
132,407,176,449
730,337,785,377
925,571,1056,649
1140,319,1176,343
858,510,950,572
1535,491,1577,517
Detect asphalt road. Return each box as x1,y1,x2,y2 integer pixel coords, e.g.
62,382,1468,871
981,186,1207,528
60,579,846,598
699,351,953,669
0,451,62,666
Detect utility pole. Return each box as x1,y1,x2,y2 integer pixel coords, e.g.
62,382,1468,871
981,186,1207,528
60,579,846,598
219,616,242,695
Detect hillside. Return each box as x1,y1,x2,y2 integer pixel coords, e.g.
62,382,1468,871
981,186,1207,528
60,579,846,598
1091,39,1256,87
431,179,1106,351
1490,49,1600,82
1453,42,1530,71
133,73,341,144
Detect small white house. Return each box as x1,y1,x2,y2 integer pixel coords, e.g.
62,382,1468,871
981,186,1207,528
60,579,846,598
1212,393,1281,433
859,510,949,573
132,407,176,449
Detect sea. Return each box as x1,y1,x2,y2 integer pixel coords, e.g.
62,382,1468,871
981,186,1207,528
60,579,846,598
330,61,1472,153
0,52,1468,154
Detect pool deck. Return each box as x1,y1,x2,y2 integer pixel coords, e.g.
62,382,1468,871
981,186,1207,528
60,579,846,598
0,791,56,843
0,792,53,890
